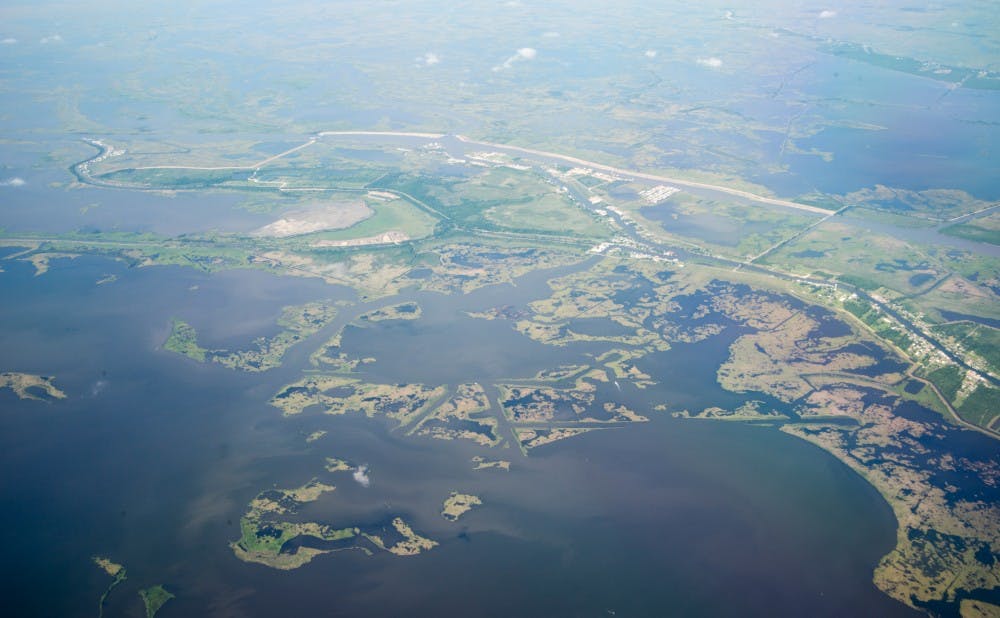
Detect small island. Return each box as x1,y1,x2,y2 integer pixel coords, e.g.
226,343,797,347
305,430,327,443
163,319,207,361
442,492,482,522
164,300,339,371
363,518,438,556
1,372,67,401
471,456,510,471
231,479,357,570
324,457,352,472
139,585,175,618
93,556,126,618
354,301,422,323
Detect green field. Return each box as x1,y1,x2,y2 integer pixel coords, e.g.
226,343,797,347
484,192,609,237
941,223,1000,245
925,365,964,402
305,196,438,242
958,385,1000,429
762,220,944,295
374,167,609,239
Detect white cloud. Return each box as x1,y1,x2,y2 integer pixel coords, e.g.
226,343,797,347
493,47,537,71
416,52,440,67
1,177,26,187
40,34,63,44
644,49,657,58
819,10,837,18
542,31,560,38
352,464,370,488
1,38,17,45
697,57,723,68
724,10,734,20
90,379,109,397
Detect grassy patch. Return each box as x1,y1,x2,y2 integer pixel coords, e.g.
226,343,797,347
163,319,207,361
484,192,609,238
940,223,1000,245
957,384,1000,429
139,585,175,618
762,220,944,296
374,168,608,239
925,365,963,402
99,167,248,189
305,196,438,242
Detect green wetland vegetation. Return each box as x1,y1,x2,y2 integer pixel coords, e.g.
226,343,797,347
2,2,999,616
139,585,174,618
5,128,999,616
3,125,998,616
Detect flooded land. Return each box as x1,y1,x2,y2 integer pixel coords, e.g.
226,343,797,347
1,3,998,616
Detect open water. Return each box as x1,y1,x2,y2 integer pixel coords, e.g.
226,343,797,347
0,254,917,617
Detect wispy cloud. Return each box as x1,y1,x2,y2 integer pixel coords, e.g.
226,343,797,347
353,464,370,488
39,34,63,44
542,31,560,38
1,38,17,45
415,52,441,67
493,47,537,72
644,49,657,59
819,10,837,18
697,57,723,68
1,177,25,187
90,379,109,397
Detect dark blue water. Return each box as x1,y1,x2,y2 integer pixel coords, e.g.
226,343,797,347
939,310,1000,329
0,256,916,617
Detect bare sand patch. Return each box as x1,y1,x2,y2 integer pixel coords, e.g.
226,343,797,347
253,200,372,237
311,230,409,248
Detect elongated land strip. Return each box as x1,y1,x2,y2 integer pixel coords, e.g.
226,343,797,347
0,372,66,401
93,556,126,618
